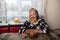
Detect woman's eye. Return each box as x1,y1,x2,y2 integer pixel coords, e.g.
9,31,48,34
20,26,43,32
30,15,32,16
33,14,34,15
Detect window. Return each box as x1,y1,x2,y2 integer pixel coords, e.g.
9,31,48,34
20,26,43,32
0,0,6,23
19,0,32,21
0,0,46,23
6,0,18,21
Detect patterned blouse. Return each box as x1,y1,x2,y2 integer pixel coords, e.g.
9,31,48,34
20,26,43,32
19,18,49,34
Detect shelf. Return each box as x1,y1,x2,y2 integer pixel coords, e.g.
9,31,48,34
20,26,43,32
0,23,24,26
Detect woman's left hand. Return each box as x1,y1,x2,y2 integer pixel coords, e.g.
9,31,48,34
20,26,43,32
37,30,43,33
25,29,43,34
34,29,43,33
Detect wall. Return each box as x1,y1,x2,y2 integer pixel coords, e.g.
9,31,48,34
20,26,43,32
45,0,60,29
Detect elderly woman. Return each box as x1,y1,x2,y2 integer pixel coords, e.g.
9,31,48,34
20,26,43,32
0,8,59,40
19,8,60,40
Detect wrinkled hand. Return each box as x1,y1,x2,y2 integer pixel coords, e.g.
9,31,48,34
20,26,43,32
25,29,43,34
33,29,43,33
20,33,28,38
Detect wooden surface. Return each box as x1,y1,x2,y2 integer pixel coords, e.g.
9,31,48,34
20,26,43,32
0,33,60,40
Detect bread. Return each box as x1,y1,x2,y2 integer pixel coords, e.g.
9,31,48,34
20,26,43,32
28,31,37,38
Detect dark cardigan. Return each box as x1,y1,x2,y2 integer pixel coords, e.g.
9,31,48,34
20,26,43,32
19,18,49,34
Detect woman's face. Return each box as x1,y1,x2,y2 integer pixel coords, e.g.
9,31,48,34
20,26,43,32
30,11,37,22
